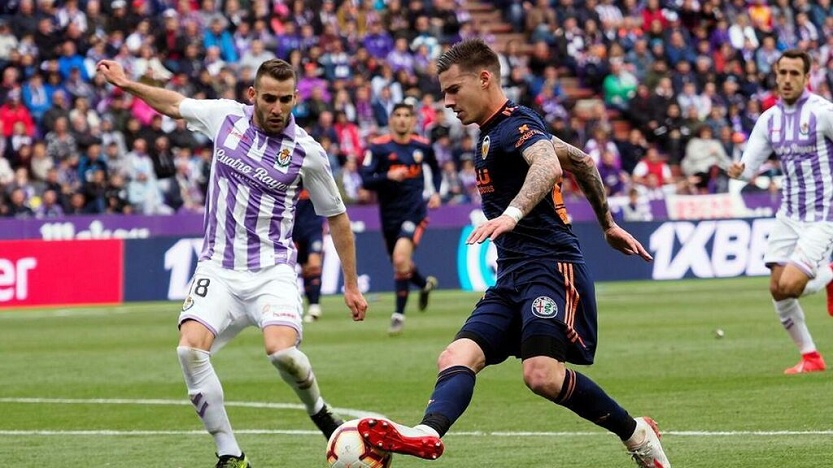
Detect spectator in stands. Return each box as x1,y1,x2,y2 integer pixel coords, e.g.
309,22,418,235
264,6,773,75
602,58,637,112
621,187,653,222
5,187,34,218
682,125,731,194
0,88,35,138
35,188,63,218
29,141,52,181
632,146,674,200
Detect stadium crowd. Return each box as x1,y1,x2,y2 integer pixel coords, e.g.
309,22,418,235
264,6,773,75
0,0,829,219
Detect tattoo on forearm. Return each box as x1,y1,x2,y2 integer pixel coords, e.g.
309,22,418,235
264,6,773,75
511,140,561,215
552,137,613,229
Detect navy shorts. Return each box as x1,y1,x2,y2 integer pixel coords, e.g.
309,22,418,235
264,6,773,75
456,260,598,365
382,217,429,256
294,226,323,265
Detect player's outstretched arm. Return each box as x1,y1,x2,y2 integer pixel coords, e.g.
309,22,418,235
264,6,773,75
550,135,652,262
97,59,185,119
327,212,368,321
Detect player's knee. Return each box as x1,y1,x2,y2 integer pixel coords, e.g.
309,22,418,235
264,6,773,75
176,345,210,372
268,347,312,379
391,253,410,272
436,343,484,372
772,279,803,299
522,360,565,398
178,319,214,350
303,264,322,277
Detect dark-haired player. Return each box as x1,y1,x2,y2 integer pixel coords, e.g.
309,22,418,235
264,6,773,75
361,102,442,335
357,39,670,468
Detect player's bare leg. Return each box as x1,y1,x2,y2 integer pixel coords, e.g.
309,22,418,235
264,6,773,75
390,238,416,334
301,254,323,323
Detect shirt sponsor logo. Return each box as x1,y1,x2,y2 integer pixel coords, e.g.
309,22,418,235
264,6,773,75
515,129,544,148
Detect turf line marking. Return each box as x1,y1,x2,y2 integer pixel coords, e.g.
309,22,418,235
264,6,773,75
0,397,385,420
2,398,830,438
2,429,833,437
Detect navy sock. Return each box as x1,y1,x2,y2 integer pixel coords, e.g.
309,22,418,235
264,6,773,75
553,369,637,440
410,264,427,289
394,274,410,314
420,366,476,437
304,272,321,305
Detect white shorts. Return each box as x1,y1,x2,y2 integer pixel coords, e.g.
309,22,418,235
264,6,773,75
178,261,304,352
764,214,833,278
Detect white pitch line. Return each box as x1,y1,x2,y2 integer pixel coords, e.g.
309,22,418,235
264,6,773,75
0,397,385,420
2,429,833,437
1,398,830,438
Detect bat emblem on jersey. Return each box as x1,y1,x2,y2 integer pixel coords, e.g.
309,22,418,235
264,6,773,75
481,136,490,160
413,150,424,163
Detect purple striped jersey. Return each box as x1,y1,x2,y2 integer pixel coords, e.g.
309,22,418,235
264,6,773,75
741,91,833,222
179,98,345,270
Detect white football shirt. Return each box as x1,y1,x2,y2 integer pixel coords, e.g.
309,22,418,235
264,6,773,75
179,98,345,270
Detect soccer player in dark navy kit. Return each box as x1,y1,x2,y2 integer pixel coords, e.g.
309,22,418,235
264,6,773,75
357,39,671,467
293,186,326,322
361,102,442,335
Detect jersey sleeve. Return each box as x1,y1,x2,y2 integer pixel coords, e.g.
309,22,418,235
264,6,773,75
360,144,389,190
423,143,443,193
739,110,774,180
300,143,347,217
502,113,551,155
179,98,244,140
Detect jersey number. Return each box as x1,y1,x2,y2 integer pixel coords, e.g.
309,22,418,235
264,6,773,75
192,278,211,298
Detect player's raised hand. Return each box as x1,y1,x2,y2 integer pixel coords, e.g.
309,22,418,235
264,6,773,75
96,60,130,88
343,287,368,321
727,161,745,179
427,193,441,209
467,214,516,244
604,224,653,262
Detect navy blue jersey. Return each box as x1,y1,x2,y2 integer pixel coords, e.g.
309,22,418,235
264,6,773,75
361,134,442,226
475,101,583,269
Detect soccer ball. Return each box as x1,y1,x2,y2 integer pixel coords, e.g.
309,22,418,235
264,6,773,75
326,419,392,467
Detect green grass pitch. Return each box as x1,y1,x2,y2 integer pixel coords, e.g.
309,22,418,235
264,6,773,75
1,277,832,467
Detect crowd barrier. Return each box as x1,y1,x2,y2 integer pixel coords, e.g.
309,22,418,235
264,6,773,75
0,215,774,308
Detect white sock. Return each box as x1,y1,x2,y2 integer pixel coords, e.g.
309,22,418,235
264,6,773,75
802,264,833,295
176,346,241,457
773,299,817,354
269,347,324,415
414,424,441,438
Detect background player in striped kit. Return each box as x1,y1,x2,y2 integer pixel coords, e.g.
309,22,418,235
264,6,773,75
97,58,368,468
361,102,442,335
729,49,833,375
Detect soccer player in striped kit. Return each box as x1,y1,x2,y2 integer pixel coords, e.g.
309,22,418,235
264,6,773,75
729,49,833,375
97,58,368,468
